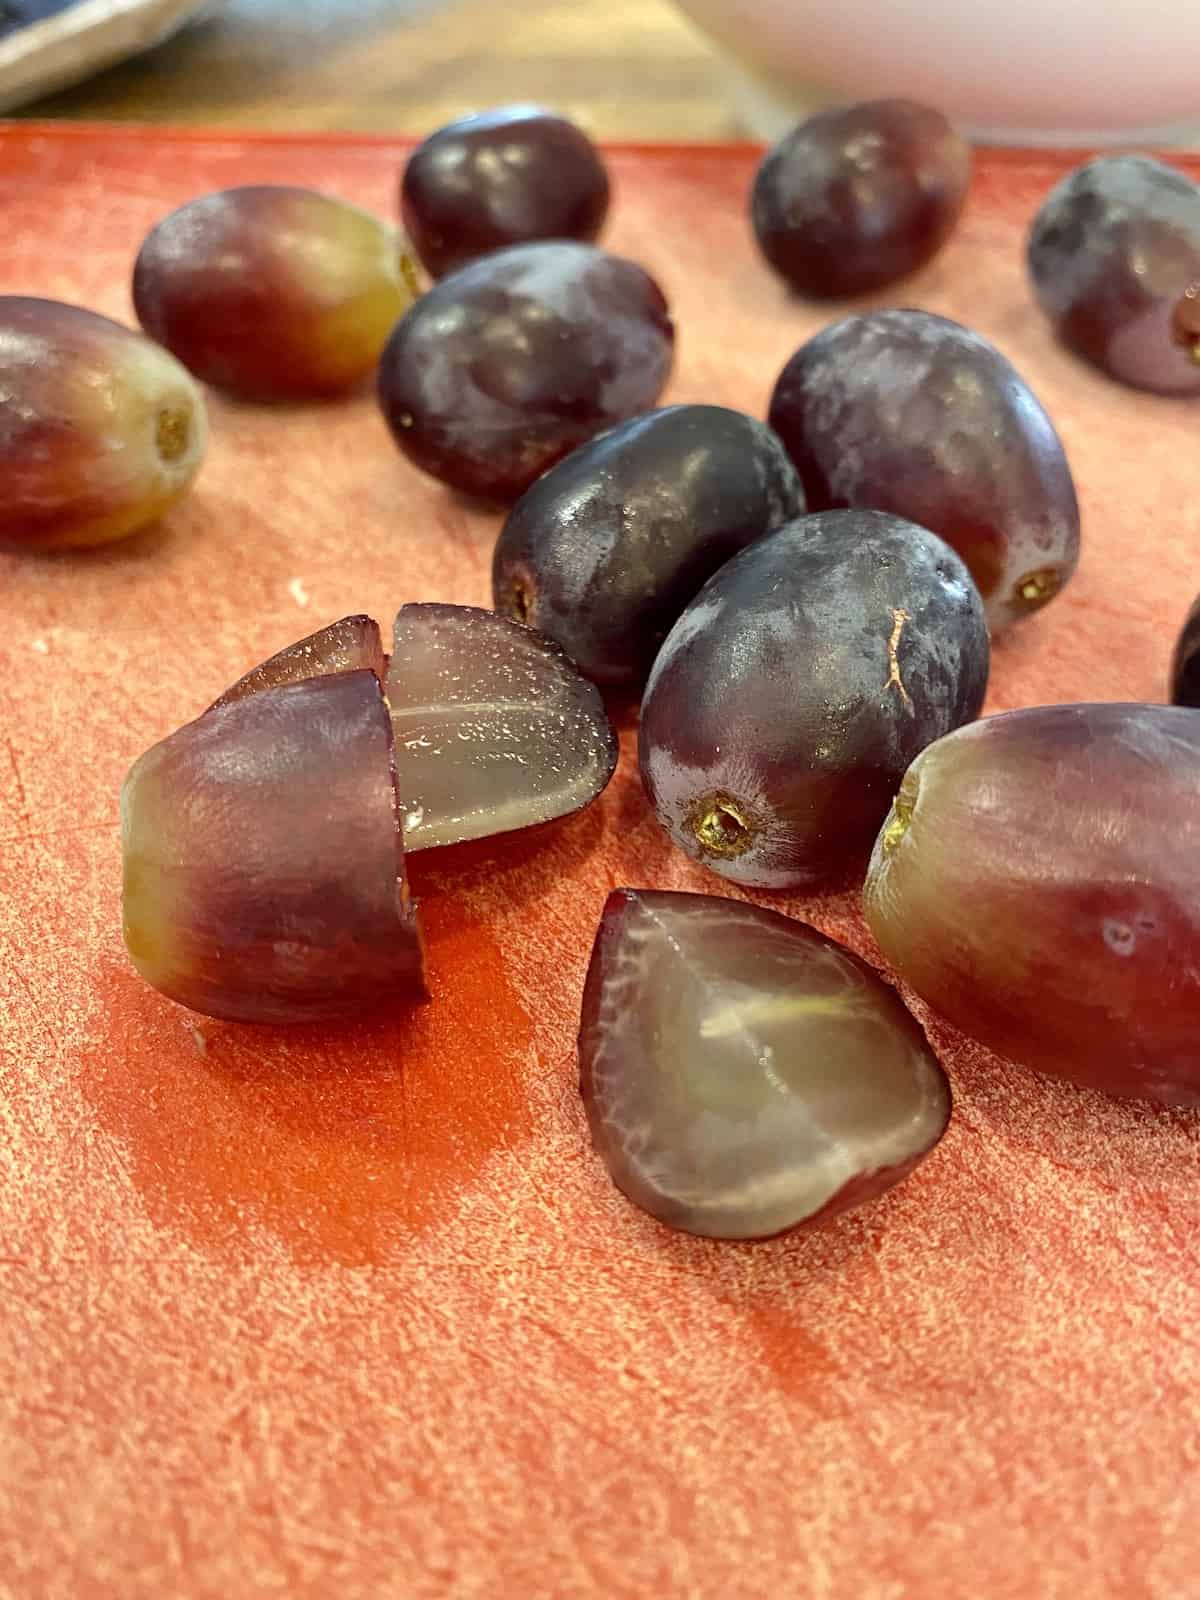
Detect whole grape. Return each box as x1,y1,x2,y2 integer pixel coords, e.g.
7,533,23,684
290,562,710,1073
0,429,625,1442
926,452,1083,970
377,241,674,501
1028,155,1200,394
638,509,989,891
768,310,1080,630
401,105,610,278
492,405,805,689
751,99,970,298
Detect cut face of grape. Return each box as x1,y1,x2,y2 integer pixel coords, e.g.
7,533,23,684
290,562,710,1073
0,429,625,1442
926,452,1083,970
385,603,618,849
0,296,207,550
864,704,1200,1105
1028,155,1200,395
638,510,989,891
376,241,674,500
209,614,386,711
122,666,425,1024
767,309,1080,630
401,104,610,278
578,889,950,1240
133,185,417,400
1170,595,1200,707
492,405,806,690
751,98,970,299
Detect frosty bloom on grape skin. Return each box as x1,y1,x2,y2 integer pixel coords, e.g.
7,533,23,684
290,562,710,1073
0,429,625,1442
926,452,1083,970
768,309,1081,630
1028,155,1200,396
865,703,1200,1106
0,297,207,551
377,240,675,501
638,509,989,892
133,185,418,400
578,888,951,1240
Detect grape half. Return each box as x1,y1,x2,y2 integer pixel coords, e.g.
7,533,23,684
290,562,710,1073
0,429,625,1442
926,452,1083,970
768,309,1081,630
0,297,206,550
865,703,1200,1105
401,104,610,278
751,98,970,298
133,185,417,400
638,509,989,890
579,888,951,1239
1028,155,1200,395
377,241,674,501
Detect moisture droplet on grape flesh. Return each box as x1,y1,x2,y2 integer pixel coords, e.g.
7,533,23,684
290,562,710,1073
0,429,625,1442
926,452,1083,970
864,703,1200,1106
767,309,1081,630
751,98,971,298
578,889,951,1240
376,240,675,501
492,405,806,690
401,104,610,279
1027,154,1200,395
639,509,989,891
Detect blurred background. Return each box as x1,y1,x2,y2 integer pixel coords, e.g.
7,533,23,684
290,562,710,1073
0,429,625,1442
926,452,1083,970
5,0,740,138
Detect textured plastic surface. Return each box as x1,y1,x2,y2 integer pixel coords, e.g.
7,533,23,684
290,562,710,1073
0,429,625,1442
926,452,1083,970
0,126,1197,1600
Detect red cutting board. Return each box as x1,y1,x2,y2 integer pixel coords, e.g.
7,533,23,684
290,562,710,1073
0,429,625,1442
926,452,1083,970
1,125,1197,1600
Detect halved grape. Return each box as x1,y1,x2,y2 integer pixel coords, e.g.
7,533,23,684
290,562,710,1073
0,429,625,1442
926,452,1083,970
122,663,426,1025
1028,155,1200,394
133,185,417,400
639,510,988,891
767,309,1080,629
579,888,950,1239
865,703,1200,1105
492,405,805,689
401,105,610,278
209,614,385,711
385,603,617,848
751,99,970,298
377,241,674,500
0,297,206,550
1170,595,1200,707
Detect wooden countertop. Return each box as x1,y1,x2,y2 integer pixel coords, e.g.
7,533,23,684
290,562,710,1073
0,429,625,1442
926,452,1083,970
18,0,742,140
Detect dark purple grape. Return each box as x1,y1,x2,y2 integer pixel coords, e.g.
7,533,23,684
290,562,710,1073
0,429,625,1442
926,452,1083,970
401,105,610,279
1028,155,1200,395
491,405,805,690
751,98,970,298
1170,595,1200,707
865,704,1200,1105
638,509,989,891
579,888,950,1239
767,310,1080,630
377,241,674,501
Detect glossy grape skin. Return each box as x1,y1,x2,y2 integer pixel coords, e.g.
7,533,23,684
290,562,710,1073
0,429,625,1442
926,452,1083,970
378,241,674,501
1027,155,1200,395
0,297,207,550
751,99,970,299
492,406,805,689
865,704,1200,1106
1169,595,1200,707
768,310,1080,631
578,889,950,1240
638,509,988,891
401,105,610,278
133,186,417,400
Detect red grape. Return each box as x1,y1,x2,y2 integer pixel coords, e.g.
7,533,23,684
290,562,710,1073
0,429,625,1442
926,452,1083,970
768,309,1080,629
377,241,674,501
751,99,970,298
401,104,610,278
1171,595,1200,707
865,703,1200,1105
